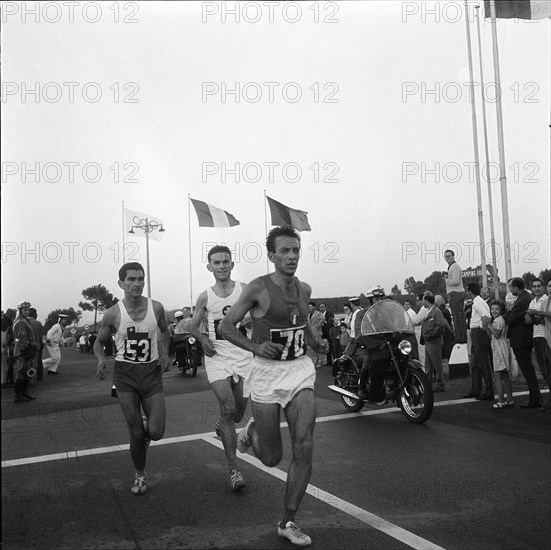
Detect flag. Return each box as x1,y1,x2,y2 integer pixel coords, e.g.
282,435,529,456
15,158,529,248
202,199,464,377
125,208,165,241
266,196,311,232
484,0,550,19
190,198,240,227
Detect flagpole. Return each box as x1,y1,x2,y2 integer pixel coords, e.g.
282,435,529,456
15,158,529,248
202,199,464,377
263,190,269,274
122,201,126,263
188,194,193,307
489,0,512,282
475,4,499,298
464,0,488,289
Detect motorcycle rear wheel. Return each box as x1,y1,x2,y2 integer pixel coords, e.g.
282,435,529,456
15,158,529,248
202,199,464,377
341,394,365,412
398,367,433,424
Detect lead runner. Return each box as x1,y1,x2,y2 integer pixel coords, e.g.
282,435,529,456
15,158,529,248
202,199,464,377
219,225,328,548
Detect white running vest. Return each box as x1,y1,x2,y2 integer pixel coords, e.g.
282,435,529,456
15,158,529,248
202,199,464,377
206,282,248,353
115,298,159,364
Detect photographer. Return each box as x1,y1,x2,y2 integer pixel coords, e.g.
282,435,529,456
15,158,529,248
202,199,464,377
12,301,37,403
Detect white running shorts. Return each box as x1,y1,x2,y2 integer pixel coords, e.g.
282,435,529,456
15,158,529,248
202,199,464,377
204,346,253,384
243,354,315,407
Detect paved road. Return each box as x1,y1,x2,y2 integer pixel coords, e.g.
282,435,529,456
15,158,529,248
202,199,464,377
2,350,550,549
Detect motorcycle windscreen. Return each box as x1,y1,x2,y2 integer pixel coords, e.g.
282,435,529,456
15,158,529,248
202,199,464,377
360,301,414,335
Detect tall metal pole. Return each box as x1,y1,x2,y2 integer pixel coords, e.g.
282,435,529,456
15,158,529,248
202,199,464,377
464,0,488,289
122,201,126,263
188,194,193,307
145,218,151,298
475,4,500,298
489,0,513,282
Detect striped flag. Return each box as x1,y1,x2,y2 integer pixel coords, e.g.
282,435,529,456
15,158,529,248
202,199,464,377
266,196,311,232
484,0,550,19
125,208,165,241
190,198,240,227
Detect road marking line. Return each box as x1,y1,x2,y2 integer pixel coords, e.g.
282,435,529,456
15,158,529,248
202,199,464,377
204,435,445,550
1,390,544,469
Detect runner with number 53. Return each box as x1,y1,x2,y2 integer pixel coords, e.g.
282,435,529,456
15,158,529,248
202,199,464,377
94,262,170,496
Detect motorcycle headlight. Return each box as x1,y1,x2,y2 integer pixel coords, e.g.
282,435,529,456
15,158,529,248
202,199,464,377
188,337,196,344
398,340,412,355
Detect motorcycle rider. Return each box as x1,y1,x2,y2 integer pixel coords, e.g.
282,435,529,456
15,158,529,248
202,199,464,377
354,287,389,403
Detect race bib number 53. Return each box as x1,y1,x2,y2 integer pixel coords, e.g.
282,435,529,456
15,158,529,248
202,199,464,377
270,325,307,361
123,327,151,362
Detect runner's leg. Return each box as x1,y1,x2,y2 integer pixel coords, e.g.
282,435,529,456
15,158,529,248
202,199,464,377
118,391,147,472
211,378,239,469
231,376,248,424
281,388,316,525
250,400,283,467
141,391,166,441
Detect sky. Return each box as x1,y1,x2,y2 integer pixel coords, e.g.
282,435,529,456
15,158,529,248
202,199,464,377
1,0,550,325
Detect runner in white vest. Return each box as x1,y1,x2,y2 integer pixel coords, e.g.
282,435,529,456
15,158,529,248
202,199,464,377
94,262,169,496
190,245,253,491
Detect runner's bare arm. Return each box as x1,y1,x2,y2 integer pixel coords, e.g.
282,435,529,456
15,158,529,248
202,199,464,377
94,306,116,379
218,279,284,359
154,301,170,371
190,291,216,356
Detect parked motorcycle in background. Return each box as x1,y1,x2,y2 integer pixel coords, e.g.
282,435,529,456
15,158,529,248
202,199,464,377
329,300,434,424
173,333,202,377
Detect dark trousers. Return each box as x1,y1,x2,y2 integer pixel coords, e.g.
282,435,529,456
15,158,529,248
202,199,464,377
469,328,494,397
533,338,551,386
512,346,542,404
35,350,43,379
425,337,444,384
448,291,467,343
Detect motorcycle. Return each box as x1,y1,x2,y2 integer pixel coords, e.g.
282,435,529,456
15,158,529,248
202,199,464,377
173,333,201,377
329,300,433,424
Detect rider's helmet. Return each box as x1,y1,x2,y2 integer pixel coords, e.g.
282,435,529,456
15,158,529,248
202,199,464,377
174,311,184,319
17,300,31,310
365,286,386,305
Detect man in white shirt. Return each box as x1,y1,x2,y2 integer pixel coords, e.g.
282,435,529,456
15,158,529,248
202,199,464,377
43,314,69,375
525,278,551,407
443,250,467,343
464,282,494,400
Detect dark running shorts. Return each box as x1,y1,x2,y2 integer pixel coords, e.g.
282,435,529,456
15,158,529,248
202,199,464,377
113,361,163,399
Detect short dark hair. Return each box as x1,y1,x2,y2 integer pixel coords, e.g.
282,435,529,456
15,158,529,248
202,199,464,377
531,277,544,286
509,277,524,290
266,226,300,254
28,308,37,318
417,293,425,301
424,294,435,304
404,299,411,305
207,245,232,262
444,249,455,256
309,301,316,307
490,299,506,315
466,282,481,295
118,262,145,282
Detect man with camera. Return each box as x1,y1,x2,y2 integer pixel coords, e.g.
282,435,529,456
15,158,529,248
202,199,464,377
12,301,37,403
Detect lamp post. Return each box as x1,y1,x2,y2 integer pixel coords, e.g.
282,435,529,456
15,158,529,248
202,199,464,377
128,217,165,297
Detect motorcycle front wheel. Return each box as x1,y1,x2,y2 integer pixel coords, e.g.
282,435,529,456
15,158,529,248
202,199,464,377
189,349,199,377
398,367,434,424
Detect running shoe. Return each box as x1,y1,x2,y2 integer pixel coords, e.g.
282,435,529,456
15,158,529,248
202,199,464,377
229,469,246,491
215,417,221,437
142,415,151,449
131,472,147,495
277,521,312,547
236,426,252,454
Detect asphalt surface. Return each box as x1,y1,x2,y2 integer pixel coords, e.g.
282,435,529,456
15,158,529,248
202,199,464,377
2,349,550,549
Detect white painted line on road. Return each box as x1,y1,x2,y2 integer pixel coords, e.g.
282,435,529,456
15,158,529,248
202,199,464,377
2,389,546,469
204,435,445,550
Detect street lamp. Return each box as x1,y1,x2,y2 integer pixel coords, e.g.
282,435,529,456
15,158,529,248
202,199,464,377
128,217,165,297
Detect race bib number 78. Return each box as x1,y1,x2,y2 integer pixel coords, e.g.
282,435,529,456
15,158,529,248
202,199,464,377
270,325,307,361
